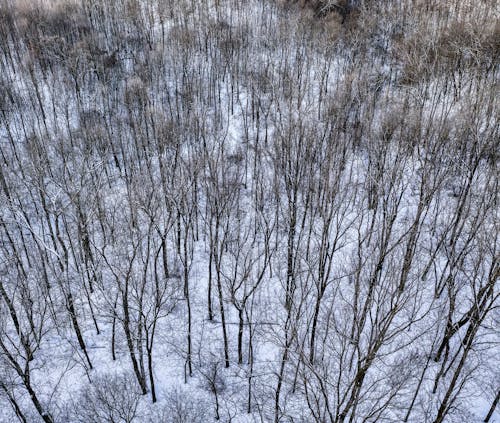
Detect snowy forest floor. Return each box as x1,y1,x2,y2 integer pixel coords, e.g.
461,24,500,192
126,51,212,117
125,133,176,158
0,0,498,422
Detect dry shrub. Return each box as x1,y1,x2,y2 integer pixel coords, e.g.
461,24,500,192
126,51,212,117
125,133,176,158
125,76,148,108
296,3,343,42
482,21,500,59
147,388,210,423
168,25,198,52
436,22,475,63
437,20,499,68
321,13,343,42
398,18,499,85
396,34,436,85
9,0,90,69
303,0,348,18
0,2,15,44
412,0,449,16
70,371,142,423
392,0,498,84
15,0,88,36
277,0,351,29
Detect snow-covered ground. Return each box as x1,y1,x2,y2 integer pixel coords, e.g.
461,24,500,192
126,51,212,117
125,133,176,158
0,0,498,422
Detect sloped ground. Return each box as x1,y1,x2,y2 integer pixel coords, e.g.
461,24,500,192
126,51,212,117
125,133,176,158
0,0,498,422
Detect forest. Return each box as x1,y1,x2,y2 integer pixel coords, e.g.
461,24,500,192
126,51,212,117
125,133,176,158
0,0,498,422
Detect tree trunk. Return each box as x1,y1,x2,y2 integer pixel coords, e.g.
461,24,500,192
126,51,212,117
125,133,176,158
484,390,499,423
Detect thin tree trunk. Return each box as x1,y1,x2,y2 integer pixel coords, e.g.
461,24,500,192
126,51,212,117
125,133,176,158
67,292,93,370
238,307,244,365
484,390,499,423
146,342,156,403
216,267,230,368
184,233,193,377
1,381,27,423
